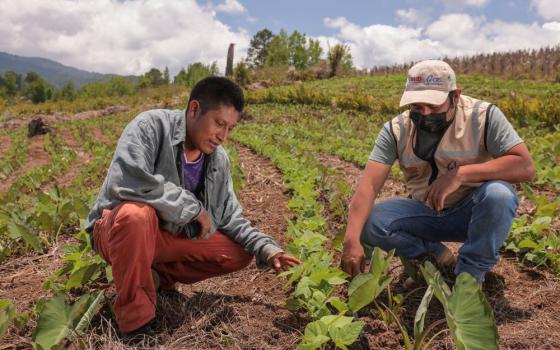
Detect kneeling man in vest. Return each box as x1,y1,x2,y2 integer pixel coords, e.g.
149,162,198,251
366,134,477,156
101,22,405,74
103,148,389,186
341,60,535,284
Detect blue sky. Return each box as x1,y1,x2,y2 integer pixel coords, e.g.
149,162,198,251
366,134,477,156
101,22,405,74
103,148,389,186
0,0,559,75
214,0,543,37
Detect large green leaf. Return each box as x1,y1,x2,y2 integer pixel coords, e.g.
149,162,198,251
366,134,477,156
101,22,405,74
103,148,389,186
74,291,104,337
420,262,499,350
297,319,330,350
447,273,499,350
7,221,43,251
348,247,394,313
65,262,103,290
413,286,434,339
419,262,451,306
329,319,364,350
31,293,99,350
369,247,394,277
347,273,376,313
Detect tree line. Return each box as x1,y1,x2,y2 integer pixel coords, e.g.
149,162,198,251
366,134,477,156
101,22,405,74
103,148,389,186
232,29,353,85
0,62,221,105
369,46,560,81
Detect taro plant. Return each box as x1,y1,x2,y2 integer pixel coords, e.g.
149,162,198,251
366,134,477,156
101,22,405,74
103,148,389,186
297,314,364,350
31,292,104,350
364,261,499,350
418,262,499,350
347,247,394,314
44,226,109,293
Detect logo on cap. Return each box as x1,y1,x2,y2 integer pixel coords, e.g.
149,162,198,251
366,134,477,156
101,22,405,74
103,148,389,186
425,74,443,85
408,75,423,83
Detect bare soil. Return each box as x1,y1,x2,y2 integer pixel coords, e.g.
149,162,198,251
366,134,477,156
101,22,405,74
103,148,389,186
0,134,50,193
45,127,94,189
318,153,560,350
0,135,12,157
0,235,77,349
0,106,130,131
92,127,113,146
1,114,559,349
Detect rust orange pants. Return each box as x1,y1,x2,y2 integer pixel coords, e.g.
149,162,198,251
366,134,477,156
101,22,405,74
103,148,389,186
92,201,253,333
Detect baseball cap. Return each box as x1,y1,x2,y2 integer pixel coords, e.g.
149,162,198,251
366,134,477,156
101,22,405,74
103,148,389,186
399,60,457,107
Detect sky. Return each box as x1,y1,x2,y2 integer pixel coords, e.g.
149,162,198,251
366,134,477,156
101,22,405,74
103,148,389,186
1,0,559,77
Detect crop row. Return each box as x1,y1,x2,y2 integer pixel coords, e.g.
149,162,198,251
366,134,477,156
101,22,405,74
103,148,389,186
246,76,560,127
232,119,499,349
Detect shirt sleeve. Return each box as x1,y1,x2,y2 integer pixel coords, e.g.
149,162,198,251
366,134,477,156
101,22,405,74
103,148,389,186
218,155,283,268
485,105,524,157
368,121,398,165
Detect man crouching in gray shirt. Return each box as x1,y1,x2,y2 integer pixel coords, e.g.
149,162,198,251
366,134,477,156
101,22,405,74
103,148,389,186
86,77,299,336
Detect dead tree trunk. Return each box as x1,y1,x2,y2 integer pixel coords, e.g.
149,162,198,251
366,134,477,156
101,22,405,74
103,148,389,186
226,43,235,77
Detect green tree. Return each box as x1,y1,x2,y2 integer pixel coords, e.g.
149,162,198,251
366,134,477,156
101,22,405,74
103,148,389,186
233,61,251,86
173,68,188,85
78,81,106,98
108,76,133,96
307,39,323,66
145,68,165,86
174,62,219,87
247,29,274,68
3,71,20,97
265,30,290,67
25,79,53,104
163,66,170,85
24,71,40,84
59,81,77,101
288,30,309,69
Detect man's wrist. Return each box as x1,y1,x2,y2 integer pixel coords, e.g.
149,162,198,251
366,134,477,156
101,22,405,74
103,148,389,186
343,234,361,248
455,164,466,184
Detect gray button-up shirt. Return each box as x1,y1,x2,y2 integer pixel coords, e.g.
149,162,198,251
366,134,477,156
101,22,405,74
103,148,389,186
85,109,283,267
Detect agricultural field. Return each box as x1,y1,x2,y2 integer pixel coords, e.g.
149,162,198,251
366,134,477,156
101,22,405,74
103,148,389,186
0,74,559,349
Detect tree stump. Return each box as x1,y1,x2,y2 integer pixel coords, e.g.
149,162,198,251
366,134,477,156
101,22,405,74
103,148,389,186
27,118,50,138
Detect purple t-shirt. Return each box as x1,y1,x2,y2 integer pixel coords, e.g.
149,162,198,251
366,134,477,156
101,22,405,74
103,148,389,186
182,152,205,195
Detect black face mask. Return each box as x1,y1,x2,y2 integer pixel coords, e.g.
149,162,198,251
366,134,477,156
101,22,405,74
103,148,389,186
410,110,451,134
410,96,455,134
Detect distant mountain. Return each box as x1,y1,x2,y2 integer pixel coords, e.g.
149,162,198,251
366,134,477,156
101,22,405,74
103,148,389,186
0,51,131,88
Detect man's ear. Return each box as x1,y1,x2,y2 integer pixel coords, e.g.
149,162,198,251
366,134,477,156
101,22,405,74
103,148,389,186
187,100,201,119
454,89,462,103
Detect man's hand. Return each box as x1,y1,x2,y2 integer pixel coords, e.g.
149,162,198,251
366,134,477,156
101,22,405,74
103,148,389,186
194,209,212,238
424,166,463,211
269,252,300,273
341,241,366,277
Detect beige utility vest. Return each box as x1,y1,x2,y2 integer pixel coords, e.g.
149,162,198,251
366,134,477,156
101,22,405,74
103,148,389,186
391,95,493,208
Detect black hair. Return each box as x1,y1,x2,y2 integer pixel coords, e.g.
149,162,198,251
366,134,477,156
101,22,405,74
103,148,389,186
187,76,244,115
448,90,457,108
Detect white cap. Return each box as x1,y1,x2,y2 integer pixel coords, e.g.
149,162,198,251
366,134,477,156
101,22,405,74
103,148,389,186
399,60,457,107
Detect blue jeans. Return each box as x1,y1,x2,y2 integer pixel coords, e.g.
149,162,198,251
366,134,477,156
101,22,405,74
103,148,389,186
361,181,519,282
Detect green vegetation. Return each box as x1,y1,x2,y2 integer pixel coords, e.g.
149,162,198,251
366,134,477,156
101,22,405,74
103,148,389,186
0,70,557,348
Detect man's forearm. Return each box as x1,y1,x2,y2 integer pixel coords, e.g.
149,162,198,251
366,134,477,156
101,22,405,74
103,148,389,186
344,189,376,246
457,154,535,184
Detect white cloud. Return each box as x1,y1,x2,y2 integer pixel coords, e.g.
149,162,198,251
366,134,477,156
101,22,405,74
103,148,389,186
213,0,246,14
0,0,250,76
324,17,440,68
543,21,560,31
531,0,560,21
320,14,560,68
396,8,432,27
